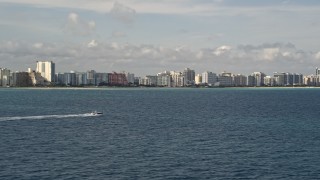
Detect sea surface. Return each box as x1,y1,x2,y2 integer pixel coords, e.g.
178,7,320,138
0,87,320,179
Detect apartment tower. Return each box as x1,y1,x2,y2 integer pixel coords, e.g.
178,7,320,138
36,61,55,82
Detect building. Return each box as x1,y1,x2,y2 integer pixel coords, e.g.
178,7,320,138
10,72,32,87
36,61,55,83
108,72,128,86
96,73,108,86
183,68,195,86
86,70,96,85
195,74,202,85
157,71,171,87
252,72,266,86
124,72,135,85
64,71,77,86
29,69,45,86
170,71,184,87
76,72,87,86
273,72,303,86
233,74,247,86
247,75,255,86
0,68,11,87
217,72,233,86
202,71,217,86
264,76,276,86
140,75,157,86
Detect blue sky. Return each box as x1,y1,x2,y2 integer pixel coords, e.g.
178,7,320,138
1,0,320,76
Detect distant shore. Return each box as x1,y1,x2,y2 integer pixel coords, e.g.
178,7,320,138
1,86,320,90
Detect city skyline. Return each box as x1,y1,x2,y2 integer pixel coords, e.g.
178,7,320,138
1,0,320,76
2,60,319,88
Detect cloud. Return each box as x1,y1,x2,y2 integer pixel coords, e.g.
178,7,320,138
110,2,136,24
87,40,98,48
63,12,96,36
33,43,44,49
213,45,232,56
0,40,319,75
262,48,280,61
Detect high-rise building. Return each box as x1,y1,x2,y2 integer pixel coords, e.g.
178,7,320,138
170,71,184,87
233,74,247,86
86,70,96,85
252,72,266,86
124,72,135,84
36,61,55,82
195,74,202,85
217,72,233,86
183,68,195,85
201,71,217,85
0,68,11,87
108,72,128,86
157,71,171,87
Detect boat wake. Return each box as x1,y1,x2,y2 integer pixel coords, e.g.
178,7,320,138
0,113,99,122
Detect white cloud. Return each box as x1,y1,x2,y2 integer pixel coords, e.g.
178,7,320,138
87,40,98,48
262,48,280,61
68,13,79,24
64,12,96,36
213,45,232,56
33,43,44,49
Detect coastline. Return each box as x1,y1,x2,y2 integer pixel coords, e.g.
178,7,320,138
1,86,320,90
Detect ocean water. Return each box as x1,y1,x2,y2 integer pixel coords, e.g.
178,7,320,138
0,88,320,179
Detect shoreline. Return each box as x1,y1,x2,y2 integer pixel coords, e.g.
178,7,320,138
1,86,320,90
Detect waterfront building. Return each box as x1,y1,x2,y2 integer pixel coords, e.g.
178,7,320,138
108,72,128,86
64,71,77,86
233,74,247,86
140,75,157,86
0,68,11,87
217,72,233,86
170,71,185,87
303,75,320,86
195,74,202,85
76,72,87,86
264,76,276,86
202,71,217,86
273,72,303,86
86,70,96,85
55,73,65,85
36,61,55,83
96,73,108,86
29,70,45,86
10,72,32,87
292,73,303,86
157,71,171,87
183,68,195,86
247,75,255,86
252,72,266,86
124,72,135,85
273,72,286,86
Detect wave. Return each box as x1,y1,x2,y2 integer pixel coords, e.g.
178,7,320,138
0,113,97,122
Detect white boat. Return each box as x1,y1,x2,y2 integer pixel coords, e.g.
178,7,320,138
90,111,103,116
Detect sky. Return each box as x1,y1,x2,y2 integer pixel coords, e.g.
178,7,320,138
1,0,320,76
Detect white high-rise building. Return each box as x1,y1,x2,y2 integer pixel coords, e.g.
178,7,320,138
195,74,202,85
202,71,217,85
36,61,55,82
